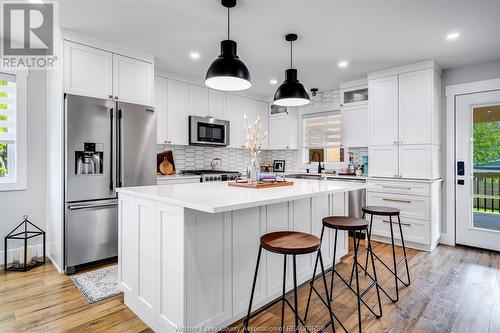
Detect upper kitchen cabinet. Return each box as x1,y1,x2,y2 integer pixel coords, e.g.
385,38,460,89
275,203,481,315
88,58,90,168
208,89,226,120
63,41,113,100
340,79,369,148
166,79,189,145
368,75,399,146
188,84,209,117
113,54,154,106
257,101,269,149
269,108,298,150
154,76,167,144
226,94,244,148
63,38,154,106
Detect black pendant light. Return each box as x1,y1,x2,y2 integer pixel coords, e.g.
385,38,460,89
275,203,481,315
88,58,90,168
205,0,251,91
273,34,310,106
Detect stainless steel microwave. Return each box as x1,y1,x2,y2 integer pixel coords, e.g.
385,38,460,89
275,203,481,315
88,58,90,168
189,116,230,146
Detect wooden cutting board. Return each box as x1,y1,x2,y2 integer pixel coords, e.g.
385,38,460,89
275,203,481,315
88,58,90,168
228,181,294,189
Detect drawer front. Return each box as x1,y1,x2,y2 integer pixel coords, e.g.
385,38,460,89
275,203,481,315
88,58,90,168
367,192,429,220
367,180,430,196
370,215,429,245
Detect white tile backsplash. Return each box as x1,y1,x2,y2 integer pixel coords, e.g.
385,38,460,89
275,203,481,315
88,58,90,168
157,145,300,173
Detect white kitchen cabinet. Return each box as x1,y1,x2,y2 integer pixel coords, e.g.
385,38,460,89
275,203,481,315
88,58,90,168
188,84,209,117
368,145,399,178
154,76,167,144
398,69,433,145
368,61,441,180
166,79,189,145
226,94,244,148
208,89,226,120
113,54,154,106
269,109,298,150
63,41,113,100
341,104,369,148
257,101,269,149
368,75,398,146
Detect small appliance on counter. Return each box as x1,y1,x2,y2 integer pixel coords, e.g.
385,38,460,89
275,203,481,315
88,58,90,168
182,169,240,182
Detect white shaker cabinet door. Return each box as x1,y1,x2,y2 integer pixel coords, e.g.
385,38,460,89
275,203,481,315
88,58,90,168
368,145,399,178
113,54,153,106
208,89,226,120
154,76,167,144
166,79,189,145
257,101,269,149
398,69,433,145
369,75,398,145
188,84,209,117
341,104,369,148
269,115,289,149
226,94,244,148
398,144,432,179
63,41,113,99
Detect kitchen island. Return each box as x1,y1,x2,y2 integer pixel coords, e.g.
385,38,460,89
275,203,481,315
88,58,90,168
117,179,366,333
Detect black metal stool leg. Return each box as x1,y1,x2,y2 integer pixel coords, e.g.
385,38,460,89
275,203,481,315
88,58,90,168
364,213,373,274
329,229,338,302
292,254,299,332
352,230,363,333
318,249,336,333
397,214,411,286
243,245,263,333
388,215,399,303
367,228,383,318
304,226,325,322
281,254,287,331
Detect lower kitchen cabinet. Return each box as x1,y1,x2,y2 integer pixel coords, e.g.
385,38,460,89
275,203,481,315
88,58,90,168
368,145,399,178
366,178,441,251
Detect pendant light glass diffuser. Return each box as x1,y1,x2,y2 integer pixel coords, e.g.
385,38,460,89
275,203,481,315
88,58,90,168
205,0,251,91
273,34,310,106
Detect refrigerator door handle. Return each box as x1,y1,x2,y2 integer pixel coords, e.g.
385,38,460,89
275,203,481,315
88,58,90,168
117,108,123,188
109,108,114,191
68,202,118,210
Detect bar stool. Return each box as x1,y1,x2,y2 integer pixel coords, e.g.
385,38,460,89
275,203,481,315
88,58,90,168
305,217,382,333
243,231,336,333
351,206,410,303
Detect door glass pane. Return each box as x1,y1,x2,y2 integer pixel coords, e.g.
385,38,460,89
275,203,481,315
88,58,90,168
472,105,500,230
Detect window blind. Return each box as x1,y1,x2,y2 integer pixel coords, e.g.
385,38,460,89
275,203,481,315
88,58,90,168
303,111,341,149
0,73,16,144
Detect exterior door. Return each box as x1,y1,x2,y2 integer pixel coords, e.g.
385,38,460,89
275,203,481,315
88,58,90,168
456,90,500,251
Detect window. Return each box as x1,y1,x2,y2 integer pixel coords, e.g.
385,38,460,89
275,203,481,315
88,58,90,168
302,111,341,163
0,71,27,191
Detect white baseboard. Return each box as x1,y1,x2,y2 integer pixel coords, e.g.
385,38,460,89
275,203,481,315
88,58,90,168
438,232,455,246
47,254,64,273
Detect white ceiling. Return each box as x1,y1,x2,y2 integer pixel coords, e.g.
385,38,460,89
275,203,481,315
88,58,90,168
58,0,500,99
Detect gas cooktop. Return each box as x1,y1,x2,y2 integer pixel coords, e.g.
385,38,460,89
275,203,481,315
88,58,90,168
182,170,241,182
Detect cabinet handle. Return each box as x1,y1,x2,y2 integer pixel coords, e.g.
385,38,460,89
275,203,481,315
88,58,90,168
393,141,398,145
164,140,172,144
382,198,411,203
286,146,289,149
382,219,411,227
399,141,403,145
382,185,411,190
108,95,113,100
114,96,119,100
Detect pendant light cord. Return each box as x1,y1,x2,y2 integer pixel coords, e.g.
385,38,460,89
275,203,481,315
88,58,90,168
227,7,230,40
290,40,293,69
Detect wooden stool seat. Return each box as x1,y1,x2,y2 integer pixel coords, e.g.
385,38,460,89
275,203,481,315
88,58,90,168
260,231,320,255
362,205,401,216
322,216,368,231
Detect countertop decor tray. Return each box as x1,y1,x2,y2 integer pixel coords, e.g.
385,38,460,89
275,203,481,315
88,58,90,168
228,181,294,189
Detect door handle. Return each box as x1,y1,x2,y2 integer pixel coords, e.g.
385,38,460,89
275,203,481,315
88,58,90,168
109,108,114,191
457,161,465,176
69,202,118,210
382,219,411,227
382,198,411,203
382,185,411,190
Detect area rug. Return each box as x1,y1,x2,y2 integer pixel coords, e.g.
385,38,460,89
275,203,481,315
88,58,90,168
70,265,122,303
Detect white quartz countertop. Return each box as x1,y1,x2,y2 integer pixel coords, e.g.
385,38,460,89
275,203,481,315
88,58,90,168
117,179,367,214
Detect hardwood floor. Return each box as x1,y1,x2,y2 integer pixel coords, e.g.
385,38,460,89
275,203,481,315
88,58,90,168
0,241,498,333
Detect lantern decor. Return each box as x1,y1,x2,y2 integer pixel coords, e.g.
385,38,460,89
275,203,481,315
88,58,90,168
4,215,45,272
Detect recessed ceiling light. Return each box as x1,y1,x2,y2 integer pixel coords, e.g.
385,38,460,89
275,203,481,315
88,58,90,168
189,52,200,60
338,60,349,68
269,79,278,85
446,32,460,41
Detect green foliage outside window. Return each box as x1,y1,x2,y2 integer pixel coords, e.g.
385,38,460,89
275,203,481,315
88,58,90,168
473,121,500,166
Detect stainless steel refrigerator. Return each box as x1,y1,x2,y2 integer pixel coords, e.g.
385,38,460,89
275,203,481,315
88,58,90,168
64,94,156,274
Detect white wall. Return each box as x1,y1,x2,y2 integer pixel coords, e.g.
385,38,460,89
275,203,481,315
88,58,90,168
440,59,500,243
0,70,47,263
